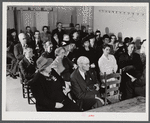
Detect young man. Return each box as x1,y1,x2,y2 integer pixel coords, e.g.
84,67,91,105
52,22,66,46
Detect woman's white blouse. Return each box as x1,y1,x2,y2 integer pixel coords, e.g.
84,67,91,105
98,54,118,75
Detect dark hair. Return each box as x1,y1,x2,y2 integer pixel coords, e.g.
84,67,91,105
102,44,111,49
69,23,74,27
26,26,31,30
102,34,109,40
75,24,80,27
127,42,135,47
10,28,17,34
110,34,117,39
34,30,40,35
56,22,62,26
95,30,101,34
42,26,49,31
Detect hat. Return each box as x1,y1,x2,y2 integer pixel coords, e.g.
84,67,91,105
88,34,96,40
81,35,90,44
36,56,53,71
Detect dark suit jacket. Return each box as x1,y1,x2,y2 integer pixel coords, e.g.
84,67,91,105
19,57,36,80
52,28,66,46
30,69,66,111
28,39,44,58
14,43,24,61
70,68,100,100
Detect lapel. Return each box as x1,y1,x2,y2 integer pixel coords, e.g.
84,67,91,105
23,57,31,68
76,69,87,89
18,43,23,54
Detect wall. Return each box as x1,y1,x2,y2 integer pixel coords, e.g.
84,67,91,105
94,6,147,41
76,6,94,28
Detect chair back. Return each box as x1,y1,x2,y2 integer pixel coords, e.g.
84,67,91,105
100,72,121,105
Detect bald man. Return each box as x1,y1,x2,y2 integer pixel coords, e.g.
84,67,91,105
14,33,27,61
70,56,103,111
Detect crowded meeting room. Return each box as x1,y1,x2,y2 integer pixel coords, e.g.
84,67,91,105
4,3,148,118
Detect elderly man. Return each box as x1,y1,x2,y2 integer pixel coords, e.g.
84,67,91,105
70,56,104,111
14,33,27,61
19,47,36,82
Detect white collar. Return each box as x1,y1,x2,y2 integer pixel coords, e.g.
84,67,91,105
78,69,86,80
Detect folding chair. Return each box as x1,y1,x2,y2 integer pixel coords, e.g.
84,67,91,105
18,67,35,104
100,72,121,106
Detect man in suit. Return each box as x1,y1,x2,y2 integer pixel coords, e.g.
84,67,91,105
70,56,104,111
14,33,27,61
28,30,44,59
25,26,34,44
41,40,55,59
19,47,36,81
52,22,66,46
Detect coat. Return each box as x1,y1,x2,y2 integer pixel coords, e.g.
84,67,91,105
19,57,36,81
70,68,100,100
14,43,24,61
30,69,80,111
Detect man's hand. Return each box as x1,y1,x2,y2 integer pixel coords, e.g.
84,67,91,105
94,84,100,91
95,95,104,105
55,102,64,108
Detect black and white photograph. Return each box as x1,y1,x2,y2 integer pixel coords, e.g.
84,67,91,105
2,2,149,121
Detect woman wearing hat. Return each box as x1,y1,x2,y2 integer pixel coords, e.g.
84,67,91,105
30,56,80,111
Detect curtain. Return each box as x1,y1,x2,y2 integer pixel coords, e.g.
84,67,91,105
22,11,36,32
35,11,49,32
7,10,15,29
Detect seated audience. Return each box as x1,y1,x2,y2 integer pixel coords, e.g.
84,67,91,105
70,56,104,111
40,26,51,44
118,42,143,100
19,47,36,82
30,56,80,111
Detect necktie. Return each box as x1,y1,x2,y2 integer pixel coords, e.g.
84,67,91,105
84,72,88,81
30,58,34,64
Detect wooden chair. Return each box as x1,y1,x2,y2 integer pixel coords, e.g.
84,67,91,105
100,72,121,106
18,67,35,104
